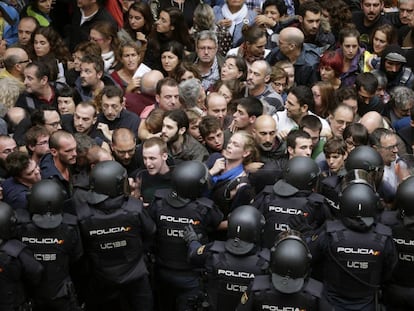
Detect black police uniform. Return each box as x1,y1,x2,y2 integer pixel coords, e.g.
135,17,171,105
383,222,414,310
149,188,224,311
17,213,83,311
0,239,44,311
187,240,269,311
309,219,397,311
76,195,156,311
235,275,329,311
253,180,328,248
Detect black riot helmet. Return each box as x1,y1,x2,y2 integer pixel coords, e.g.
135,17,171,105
270,231,312,294
345,146,384,171
171,160,208,200
89,160,129,204
225,205,265,256
283,156,320,191
345,146,384,189
339,182,378,226
395,176,414,226
28,179,66,229
0,202,17,240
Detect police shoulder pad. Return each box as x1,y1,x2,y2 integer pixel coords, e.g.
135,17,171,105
273,179,299,197
1,239,27,258
62,213,78,226
195,197,214,209
251,275,272,291
325,219,345,233
307,193,325,205
262,185,274,194
303,278,323,298
153,188,171,200
209,240,226,253
258,248,271,262
374,223,392,237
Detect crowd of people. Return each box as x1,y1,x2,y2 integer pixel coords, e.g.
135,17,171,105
1,0,414,309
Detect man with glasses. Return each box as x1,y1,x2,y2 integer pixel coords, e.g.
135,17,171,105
189,30,224,90
111,127,141,177
0,47,31,84
371,128,400,203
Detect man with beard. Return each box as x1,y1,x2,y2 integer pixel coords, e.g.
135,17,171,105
96,86,141,140
297,1,335,48
111,128,142,177
379,45,414,91
355,72,385,116
75,55,116,101
61,101,109,148
0,135,17,180
246,60,284,114
161,109,209,163
39,130,77,213
249,115,286,193
352,0,391,45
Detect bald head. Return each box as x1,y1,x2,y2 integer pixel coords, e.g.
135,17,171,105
3,47,29,76
253,115,277,151
280,27,305,47
359,111,385,134
141,70,164,95
206,92,228,127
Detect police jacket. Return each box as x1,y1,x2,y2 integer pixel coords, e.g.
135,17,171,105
188,240,269,311
389,223,414,287
236,275,328,311
254,181,328,248
76,195,156,284
0,239,43,310
310,218,397,304
149,189,224,272
17,213,83,301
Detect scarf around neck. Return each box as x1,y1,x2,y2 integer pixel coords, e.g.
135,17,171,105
221,3,248,36
211,163,244,185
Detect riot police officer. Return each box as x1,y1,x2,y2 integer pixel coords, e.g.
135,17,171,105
236,230,331,310
0,201,43,311
320,145,384,215
183,205,269,311
309,182,397,311
149,160,224,311
76,160,155,311
17,179,83,311
383,176,414,310
253,156,329,248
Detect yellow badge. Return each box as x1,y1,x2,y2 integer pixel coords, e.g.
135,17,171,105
241,292,248,304
197,245,206,255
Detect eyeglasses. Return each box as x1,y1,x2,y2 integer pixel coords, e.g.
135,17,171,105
17,59,31,64
197,46,216,51
89,36,105,43
379,144,398,151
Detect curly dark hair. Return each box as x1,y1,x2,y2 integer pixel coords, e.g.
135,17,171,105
33,26,71,63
